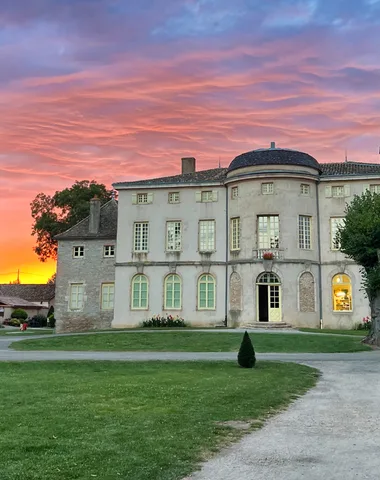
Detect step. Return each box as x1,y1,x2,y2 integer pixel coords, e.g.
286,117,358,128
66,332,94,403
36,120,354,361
240,322,294,329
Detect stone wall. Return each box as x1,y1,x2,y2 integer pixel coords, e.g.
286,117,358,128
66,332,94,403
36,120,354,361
299,272,315,312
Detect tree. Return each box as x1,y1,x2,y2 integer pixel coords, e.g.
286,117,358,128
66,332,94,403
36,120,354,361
338,190,380,345
31,180,112,262
237,331,256,368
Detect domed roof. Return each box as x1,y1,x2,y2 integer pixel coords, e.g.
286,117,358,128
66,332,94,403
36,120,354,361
228,147,321,173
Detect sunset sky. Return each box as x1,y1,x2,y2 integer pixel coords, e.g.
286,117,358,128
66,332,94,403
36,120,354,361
1,0,380,284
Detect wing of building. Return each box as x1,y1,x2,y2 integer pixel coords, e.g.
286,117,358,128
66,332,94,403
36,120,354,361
54,145,380,332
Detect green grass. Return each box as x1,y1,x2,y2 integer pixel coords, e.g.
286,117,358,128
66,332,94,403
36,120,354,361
11,331,371,353
299,328,367,336
0,329,53,336
0,361,318,480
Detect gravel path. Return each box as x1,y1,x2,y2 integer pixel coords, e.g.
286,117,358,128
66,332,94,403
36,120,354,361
188,359,380,480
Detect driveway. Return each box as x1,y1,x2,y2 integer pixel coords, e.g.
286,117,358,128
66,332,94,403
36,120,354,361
188,359,380,480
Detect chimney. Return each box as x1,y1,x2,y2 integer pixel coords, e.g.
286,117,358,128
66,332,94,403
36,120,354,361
89,195,101,234
181,157,196,174
270,141,276,149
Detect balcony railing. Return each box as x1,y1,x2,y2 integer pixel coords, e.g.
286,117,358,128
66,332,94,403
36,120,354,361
252,248,284,260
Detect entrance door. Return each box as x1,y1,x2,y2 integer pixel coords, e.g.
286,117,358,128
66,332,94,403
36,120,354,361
256,272,282,322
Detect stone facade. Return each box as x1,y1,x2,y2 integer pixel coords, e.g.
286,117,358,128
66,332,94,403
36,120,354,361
299,272,315,313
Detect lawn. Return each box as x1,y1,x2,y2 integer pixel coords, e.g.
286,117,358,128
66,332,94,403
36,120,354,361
299,328,367,336
0,361,318,480
11,331,371,353
0,329,53,336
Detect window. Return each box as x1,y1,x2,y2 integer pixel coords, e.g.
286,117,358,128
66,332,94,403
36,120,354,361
231,186,239,199
137,193,148,204
103,245,115,257
73,246,84,258
164,274,182,309
69,283,84,310
101,283,114,310
133,222,149,252
131,275,148,309
298,216,312,249
230,217,240,251
196,191,218,202
132,193,153,204
330,217,345,250
332,186,344,197
257,216,279,249
325,185,350,198
166,221,182,251
168,192,180,204
199,220,215,252
370,184,380,194
332,274,352,312
201,191,213,202
198,274,216,310
300,184,310,196
261,183,274,195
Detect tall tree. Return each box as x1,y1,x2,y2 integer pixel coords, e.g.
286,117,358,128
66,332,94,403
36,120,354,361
338,190,380,345
31,180,112,262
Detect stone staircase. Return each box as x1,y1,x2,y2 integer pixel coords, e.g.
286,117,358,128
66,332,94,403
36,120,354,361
240,322,294,329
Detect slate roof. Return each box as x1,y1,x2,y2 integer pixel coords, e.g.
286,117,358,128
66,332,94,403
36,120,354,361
55,199,118,240
320,162,380,177
0,295,43,308
228,148,321,173
113,168,228,188
0,284,55,302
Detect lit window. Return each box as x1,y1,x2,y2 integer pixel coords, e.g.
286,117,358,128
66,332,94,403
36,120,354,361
261,183,274,195
300,184,310,195
330,217,345,250
370,184,380,194
73,246,84,258
231,186,238,199
131,275,148,309
101,283,114,310
198,274,216,310
258,216,279,249
298,216,312,249
164,274,182,309
201,191,213,202
199,220,215,252
133,222,149,252
166,221,182,251
332,274,352,312
103,245,115,257
137,193,148,204
230,217,240,251
69,283,84,310
168,192,180,203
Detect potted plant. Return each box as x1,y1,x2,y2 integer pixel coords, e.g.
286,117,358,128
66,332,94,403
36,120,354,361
262,251,274,271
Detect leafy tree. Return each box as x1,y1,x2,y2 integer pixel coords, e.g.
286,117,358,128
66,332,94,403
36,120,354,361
338,191,380,345
237,331,256,368
31,181,112,262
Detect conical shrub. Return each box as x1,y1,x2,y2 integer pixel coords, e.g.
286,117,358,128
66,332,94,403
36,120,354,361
237,331,256,368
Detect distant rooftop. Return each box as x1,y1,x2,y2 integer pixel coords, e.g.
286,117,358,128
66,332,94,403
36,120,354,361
0,284,55,302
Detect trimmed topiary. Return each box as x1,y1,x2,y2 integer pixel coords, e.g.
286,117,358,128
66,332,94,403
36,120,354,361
11,309,28,321
237,331,256,368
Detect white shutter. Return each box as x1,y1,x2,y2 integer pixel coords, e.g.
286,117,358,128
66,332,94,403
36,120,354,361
344,185,350,197
325,186,332,198
195,191,202,202
132,193,137,205
363,184,370,193
147,192,154,204
212,190,218,202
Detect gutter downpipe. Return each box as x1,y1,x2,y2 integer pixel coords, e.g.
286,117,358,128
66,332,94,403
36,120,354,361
224,182,229,327
316,180,323,329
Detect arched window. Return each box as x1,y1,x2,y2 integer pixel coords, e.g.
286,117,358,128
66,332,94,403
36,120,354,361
164,274,182,309
198,274,216,310
332,274,352,311
256,272,280,284
131,275,148,309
